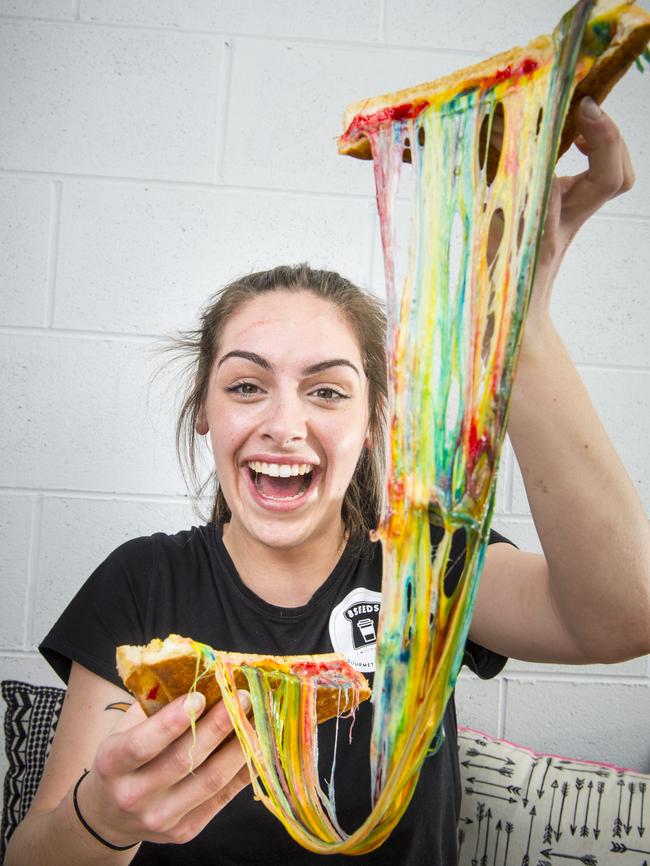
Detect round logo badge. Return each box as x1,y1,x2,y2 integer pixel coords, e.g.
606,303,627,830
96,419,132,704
329,587,382,672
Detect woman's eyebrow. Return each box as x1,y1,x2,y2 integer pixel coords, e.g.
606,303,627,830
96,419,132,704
217,350,271,370
302,359,360,377
217,351,360,377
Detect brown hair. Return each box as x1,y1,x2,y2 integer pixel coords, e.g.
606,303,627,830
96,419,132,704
171,264,387,544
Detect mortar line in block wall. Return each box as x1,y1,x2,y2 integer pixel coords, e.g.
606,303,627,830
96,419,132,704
491,512,522,524
501,440,514,514
0,325,160,343
576,361,650,374
0,650,44,660
0,14,482,59
23,493,43,651
0,485,193,505
377,0,386,42
367,207,379,290
73,0,81,21
214,38,234,185
497,677,508,738
490,514,535,526
0,168,378,204
2,322,648,378
458,667,649,682
499,670,650,685
2,165,650,226
44,180,62,328
212,26,402,54
363,200,379,289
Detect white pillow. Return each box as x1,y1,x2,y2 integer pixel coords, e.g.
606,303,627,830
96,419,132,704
458,726,649,866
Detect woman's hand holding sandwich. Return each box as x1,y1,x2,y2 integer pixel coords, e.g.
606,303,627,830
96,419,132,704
78,686,252,849
5,662,251,864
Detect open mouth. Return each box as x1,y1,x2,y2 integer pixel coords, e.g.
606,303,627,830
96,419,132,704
247,461,315,502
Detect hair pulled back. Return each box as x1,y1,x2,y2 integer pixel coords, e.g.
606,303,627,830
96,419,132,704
173,264,387,545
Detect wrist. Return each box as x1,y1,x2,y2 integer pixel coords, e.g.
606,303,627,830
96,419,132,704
6,783,135,866
71,770,141,855
74,770,140,852
517,315,559,364
508,319,574,439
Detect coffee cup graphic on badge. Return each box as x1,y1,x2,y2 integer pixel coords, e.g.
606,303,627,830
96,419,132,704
357,618,376,643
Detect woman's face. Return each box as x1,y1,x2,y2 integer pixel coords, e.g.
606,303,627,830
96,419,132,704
201,290,370,551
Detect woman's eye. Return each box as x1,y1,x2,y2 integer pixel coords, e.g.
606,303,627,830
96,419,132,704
312,387,347,401
226,382,261,397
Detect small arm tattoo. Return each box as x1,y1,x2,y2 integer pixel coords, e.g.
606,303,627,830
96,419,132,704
105,701,132,713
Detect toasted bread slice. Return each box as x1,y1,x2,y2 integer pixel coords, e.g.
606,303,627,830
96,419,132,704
559,1,650,154
338,0,650,163
116,634,371,723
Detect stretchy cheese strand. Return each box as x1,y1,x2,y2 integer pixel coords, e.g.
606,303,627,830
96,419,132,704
189,1,617,852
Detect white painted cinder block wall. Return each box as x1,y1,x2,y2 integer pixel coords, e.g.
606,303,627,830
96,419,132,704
1,0,648,781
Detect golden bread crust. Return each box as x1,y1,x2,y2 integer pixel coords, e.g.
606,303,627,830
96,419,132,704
339,37,553,160
338,1,650,162
116,635,371,724
559,4,650,155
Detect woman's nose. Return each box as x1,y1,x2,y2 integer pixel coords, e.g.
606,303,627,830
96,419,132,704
260,394,307,445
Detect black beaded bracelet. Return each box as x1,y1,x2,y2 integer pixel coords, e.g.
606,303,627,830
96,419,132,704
73,769,139,852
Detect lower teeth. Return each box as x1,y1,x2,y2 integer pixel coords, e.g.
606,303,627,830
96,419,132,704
252,471,311,501
260,491,305,501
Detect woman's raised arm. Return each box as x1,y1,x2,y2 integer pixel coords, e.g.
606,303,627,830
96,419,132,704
470,98,650,665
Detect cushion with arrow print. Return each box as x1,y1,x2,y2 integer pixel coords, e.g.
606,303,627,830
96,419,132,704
457,725,649,866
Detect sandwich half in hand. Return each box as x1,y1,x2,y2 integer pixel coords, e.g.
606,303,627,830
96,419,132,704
116,634,371,723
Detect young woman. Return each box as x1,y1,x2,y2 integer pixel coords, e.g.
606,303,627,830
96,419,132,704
6,98,650,866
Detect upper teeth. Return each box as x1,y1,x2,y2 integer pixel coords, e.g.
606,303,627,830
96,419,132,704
248,461,313,477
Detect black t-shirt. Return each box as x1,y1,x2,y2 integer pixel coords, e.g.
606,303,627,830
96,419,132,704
40,523,511,866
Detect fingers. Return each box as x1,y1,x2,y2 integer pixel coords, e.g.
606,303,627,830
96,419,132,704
98,692,207,777
562,98,634,228
140,736,251,837
176,764,252,841
141,693,248,791
148,765,252,845
573,133,589,155
80,691,254,848
619,134,635,193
